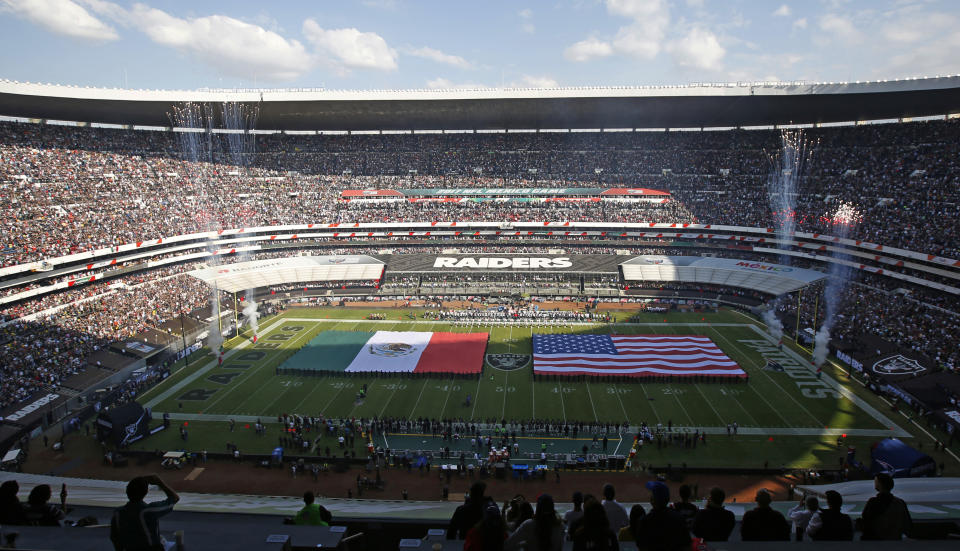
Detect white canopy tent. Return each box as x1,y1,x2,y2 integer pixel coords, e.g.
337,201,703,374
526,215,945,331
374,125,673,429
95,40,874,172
620,256,825,296
188,255,384,294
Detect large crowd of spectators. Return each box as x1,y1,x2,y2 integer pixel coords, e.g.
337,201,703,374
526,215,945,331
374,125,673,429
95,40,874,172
2,118,959,413
3,119,959,266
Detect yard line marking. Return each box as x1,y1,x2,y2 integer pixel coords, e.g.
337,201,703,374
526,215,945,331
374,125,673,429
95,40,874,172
408,379,429,420
612,435,624,456
637,383,660,424
501,368,509,420
612,384,631,424
670,390,695,427
234,319,361,415
715,327,823,426
667,324,728,426
706,327,797,428
470,371,482,420
143,315,294,408
585,383,599,422
294,321,364,415
407,322,441,420
739,318,909,437
320,384,347,416
438,379,455,419
557,379,567,423
658,323,696,426
529,326,536,419
201,320,322,414
350,322,401,418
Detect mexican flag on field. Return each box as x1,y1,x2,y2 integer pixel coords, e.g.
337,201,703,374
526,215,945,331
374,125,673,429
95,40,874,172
291,330,488,374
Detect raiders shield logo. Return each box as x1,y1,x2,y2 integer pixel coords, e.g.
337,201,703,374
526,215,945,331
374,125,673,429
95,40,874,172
872,355,926,376
486,353,531,371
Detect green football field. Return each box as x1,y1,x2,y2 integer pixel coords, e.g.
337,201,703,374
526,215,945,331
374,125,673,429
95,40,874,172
130,307,925,469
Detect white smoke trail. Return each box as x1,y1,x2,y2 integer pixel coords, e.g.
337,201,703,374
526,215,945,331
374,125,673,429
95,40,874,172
208,288,223,353
763,308,783,342
764,130,814,341
242,296,260,336
813,325,831,367
812,201,862,366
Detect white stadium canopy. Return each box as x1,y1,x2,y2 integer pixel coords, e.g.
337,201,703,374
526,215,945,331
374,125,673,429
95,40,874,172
188,255,384,294
620,256,825,296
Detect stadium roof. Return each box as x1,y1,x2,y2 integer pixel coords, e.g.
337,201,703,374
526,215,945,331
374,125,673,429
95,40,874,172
620,256,825,296
2,76,960,131
188,256,384,294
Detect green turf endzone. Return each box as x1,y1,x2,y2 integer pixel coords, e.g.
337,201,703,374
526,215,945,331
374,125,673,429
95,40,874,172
135,307,921,471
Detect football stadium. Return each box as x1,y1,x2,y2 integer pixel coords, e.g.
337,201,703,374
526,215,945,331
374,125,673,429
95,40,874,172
2,4,960,549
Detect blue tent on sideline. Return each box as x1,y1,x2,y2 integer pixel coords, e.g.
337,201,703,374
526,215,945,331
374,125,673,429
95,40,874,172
870,438,936,477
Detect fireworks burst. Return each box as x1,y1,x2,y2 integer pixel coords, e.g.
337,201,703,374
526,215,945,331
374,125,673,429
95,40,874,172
827,201,863,229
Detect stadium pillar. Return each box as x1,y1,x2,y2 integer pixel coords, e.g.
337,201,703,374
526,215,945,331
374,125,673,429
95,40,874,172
794,289,803,344
234,292,239,337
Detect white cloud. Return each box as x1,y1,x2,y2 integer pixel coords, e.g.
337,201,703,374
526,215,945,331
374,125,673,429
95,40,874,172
2,0,117,41
773,4,791,17
515,75,558,88
882,12,956,44
818,14,864,43
80,1,311,80
564,37,614,62
667,27,725,70
404,46,471,69
303,20,397,71
882,29,960,77
607,0,670,59
612,19,667,59
793,17,808,30
519,8,534,33
605,0,666,19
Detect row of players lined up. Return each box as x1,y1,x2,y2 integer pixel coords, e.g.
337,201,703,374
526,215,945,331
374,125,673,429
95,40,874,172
263,412,743,442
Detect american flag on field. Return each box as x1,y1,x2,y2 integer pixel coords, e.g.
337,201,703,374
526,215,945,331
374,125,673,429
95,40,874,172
532,334,746,379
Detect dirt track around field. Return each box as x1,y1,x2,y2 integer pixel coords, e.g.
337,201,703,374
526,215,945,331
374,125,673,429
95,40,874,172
23,433,794,506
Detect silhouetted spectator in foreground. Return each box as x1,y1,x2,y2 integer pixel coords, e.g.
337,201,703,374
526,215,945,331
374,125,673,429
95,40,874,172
671,484,698,528
633,481,690,551
571,497,619,551
619,504,645,542
601,483,629,534
859,473,912,540
505,493,562,551
807,490,853,541
447,481,493,539
0,481,25,525
23,485,64,526
692,487,735,542
563,491,585,538
110,474,180,551
465,504,507,551
788,494,820,541
740,489,790,541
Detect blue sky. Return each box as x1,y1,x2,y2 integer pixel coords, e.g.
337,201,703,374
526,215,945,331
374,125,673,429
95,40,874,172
1,0,958,90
